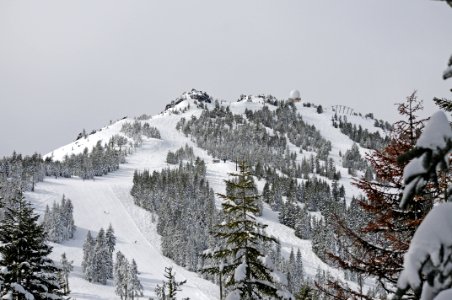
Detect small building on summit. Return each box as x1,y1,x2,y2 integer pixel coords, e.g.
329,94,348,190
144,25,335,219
288,89,301,103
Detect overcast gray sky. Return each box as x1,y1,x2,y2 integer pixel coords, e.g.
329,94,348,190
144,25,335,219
0,0,451,157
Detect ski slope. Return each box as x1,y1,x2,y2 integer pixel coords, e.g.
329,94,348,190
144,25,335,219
26,96,385,299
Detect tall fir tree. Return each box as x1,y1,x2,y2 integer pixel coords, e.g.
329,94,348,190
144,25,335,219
92,228,110,284
82,230,95,281
203,162,291,300
106,223,116,279
114,251,129,300
0,190,66,299
127,259,143,300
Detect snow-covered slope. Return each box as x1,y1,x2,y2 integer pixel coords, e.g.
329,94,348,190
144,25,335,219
26,92,388,299
44,117,134,162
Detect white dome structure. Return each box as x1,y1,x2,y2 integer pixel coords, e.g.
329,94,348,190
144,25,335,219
289,89,301,103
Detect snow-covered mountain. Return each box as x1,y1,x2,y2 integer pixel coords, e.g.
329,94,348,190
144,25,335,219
25,89,390,299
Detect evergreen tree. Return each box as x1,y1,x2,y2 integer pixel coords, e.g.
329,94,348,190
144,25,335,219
155,266,187,300
59,252,73,294
82,231,95,281
92,228,110,284
128,259,143,300
106,223,116,278
114,251,129,300
202,162,291,300
0,191,66,299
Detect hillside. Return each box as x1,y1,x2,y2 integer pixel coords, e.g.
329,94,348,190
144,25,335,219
22,90,391,299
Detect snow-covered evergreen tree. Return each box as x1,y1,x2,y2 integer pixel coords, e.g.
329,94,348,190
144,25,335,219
82,230,95,280
0,190,66,299
114,251,129,300
59,252,73,294
106,223,116,278
92,228,110,284
155,266,187,300
203,162,292,300
128,259,143,300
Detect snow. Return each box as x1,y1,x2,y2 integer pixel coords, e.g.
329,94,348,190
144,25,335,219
272,270,288,286
234,260,247,282
25,96,382,299
401,110,452,207
1,292,12,300
416,111,452,150
293,103,377,205
28,110,219,300
403,155,426,180
398,203,452,293
11,283,34,300
225,290,241,300
44,118,133,162
436,289,452,300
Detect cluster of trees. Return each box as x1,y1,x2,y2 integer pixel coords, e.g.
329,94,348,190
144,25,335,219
166,144,196,164
42,194,76,243
131,159,216,271
280,248,305,295
0,152,46,195
331,113,390,150
178,103,337,181
164,88,212,111
237,93,279,106
46,140,125,179
244,103,331,160
263,172,344,210
114,251,143,300
252,154,340,182
341,143,372,177
178,106,295,173
121,121,161,146
82,224,116,284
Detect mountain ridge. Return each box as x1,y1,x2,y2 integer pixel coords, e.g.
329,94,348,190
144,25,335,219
25,90,392,299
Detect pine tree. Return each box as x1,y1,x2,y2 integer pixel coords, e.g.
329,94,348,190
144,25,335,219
60,252,73,294
155,266,187,300
0,191,66,299
327,92,435,297
92,228,110,284
82,231,95,281
114,251,129,300
106,223,116,278
127,259,143,300
202,162,291,300
61,195,75,239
